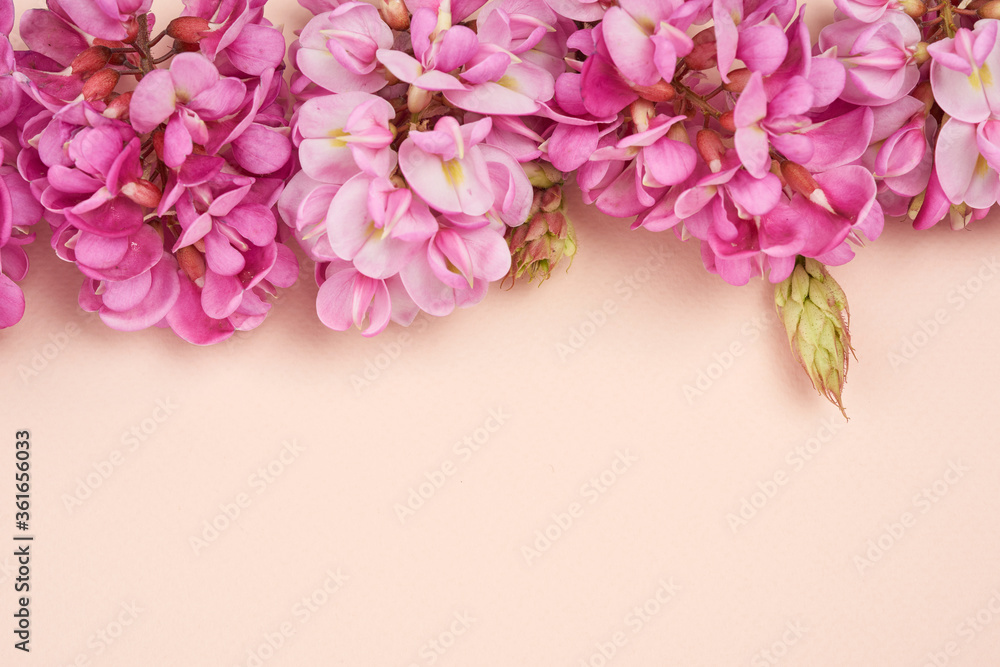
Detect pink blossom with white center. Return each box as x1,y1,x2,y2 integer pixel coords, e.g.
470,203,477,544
129,53,247,167
928,20,1000,124
296,2,394,94
294,92,396,184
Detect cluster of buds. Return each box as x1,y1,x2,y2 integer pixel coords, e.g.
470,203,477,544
505,162,577,285
775,258,854,419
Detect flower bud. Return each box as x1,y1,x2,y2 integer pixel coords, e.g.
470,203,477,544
407,84,432,114
505,179,577,285
93,38,127,65
981,0,1000,18
719,110,736,132
71,46,112,75
775,257,853,418
724,68,752,93
381,0,410,30
121,179,162,208
104,91,132,119
152,130,165,161
82,69,120,102
900,0,926,17
911,80,934,115
781,161,835,212
913,41,930,65
167,16,211,43
631,80,675,103
522,161,562,189
176,245,206,287
696,129,725,172
685,32,718,71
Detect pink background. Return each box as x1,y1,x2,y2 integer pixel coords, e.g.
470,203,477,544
4,2,1000,665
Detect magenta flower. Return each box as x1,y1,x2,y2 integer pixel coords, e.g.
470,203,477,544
130,53,247,167
58,0,150,41
38,121,155,238
734,72,871,179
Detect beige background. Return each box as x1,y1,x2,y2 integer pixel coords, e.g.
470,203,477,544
4,1,1000,665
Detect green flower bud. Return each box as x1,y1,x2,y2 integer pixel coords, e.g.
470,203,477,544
775,257,854,419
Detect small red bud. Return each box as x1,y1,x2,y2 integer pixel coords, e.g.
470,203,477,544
93,38,126,65
540,185,562,213
724,68,752,94
719,110,736,133
166,16,211,43
104,91,132,119
693,27,716,46
696,129,726,170
82,69,120,102
71,46,112,75
121,179,162,208
631,80,675,103
684,32,718,71
781,161,820,198
176,246,207,287
152,130,165,161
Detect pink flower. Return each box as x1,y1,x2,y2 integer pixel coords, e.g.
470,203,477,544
713,0,796,81
57,0,150,41
130,53,247,167
324,174,437,278
819,12,921,106
934,117,1000,209
601,0,707,88
734,72,871,179
399,220,511,316
38,121,154,238
928,20,1000,123
399,116,494,216
294,91,396,184
315,259,393,335
543,0,606,21
296,2,393,94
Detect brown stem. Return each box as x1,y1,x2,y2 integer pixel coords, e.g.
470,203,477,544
134,14,155,75
673,79,723,120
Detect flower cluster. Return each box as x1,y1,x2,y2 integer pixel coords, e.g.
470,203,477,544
279,0,573,334
0,0,41,328
10,0,297,342
6,0,1000,413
